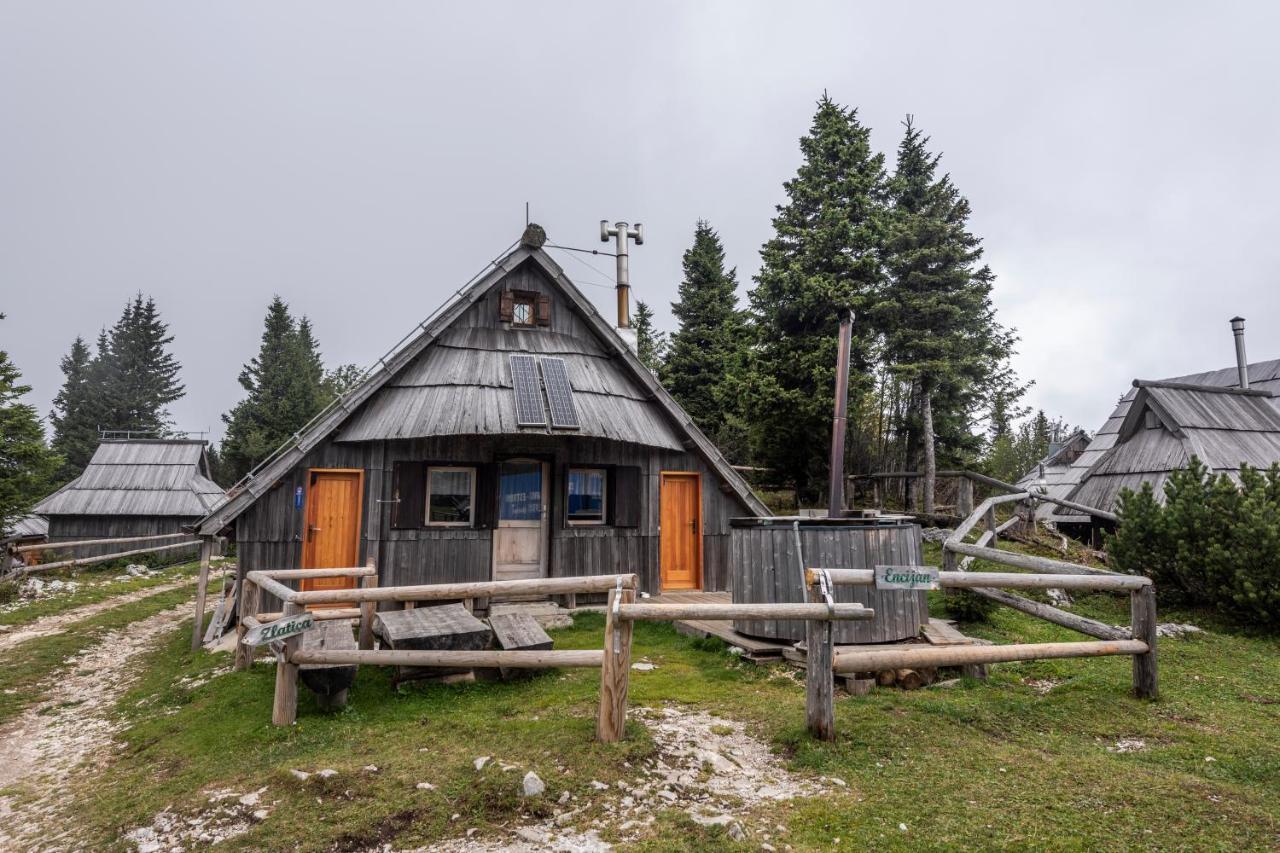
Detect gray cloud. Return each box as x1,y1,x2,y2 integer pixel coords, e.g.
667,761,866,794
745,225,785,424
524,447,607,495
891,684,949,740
3,1,1278,442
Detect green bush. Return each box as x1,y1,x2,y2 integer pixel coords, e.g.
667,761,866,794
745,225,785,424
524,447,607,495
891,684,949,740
1108,458,1280,628
0,579,19,605
943,588,997,623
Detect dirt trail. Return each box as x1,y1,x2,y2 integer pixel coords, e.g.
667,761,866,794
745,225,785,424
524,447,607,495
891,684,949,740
0,600,194,852
0,576,198,654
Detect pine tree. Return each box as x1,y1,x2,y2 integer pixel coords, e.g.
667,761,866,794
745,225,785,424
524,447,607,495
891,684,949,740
747,95,887,500
49,336,100,483
874,117,1017,512
663,221,750,454
632,301,665,374
219,297,330,481
0,314,61,536
96,295,185,435
323,363,365,399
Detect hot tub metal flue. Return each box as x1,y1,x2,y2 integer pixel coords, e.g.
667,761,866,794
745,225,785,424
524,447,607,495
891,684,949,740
828,310,855,517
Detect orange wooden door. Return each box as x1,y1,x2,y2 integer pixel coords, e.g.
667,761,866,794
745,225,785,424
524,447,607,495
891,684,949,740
301,469,363,601
659,472,701,590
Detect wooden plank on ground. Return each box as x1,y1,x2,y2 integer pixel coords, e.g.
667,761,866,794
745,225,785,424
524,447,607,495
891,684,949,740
488,613,553,680
672,619,788,657
922,618,980,646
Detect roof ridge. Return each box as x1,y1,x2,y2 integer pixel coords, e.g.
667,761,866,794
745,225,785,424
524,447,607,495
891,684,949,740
1132,379,1274,397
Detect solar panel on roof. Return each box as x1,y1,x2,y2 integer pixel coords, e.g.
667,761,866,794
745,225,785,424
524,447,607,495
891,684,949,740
509,355,547,426
539,357,580,429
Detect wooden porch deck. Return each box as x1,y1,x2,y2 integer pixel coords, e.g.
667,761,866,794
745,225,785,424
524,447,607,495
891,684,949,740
646,591,790,660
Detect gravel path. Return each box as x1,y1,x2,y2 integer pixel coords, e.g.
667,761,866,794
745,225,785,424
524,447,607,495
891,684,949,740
0,577,198,654
0,599,195,852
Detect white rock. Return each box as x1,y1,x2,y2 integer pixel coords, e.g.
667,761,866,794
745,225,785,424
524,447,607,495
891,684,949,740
363,764,379,773
522,771,546,797
238,788,264,807
252,809,269,821
289,769,310,781
631,662,657,671
474,756,491,771
316,769,338,779
899,823,908,831
828,776,847,787
416,782,436,791
728,821,747,841
558,790,572,804
590,780,609,790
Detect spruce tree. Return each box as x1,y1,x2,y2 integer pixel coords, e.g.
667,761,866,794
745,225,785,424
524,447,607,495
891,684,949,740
219,297,329,481
874,117,1017,511
0,314,61,535
632,301,665,374
747,95,887,500
49,336,100,482
96,295,185,435
663,221,749,454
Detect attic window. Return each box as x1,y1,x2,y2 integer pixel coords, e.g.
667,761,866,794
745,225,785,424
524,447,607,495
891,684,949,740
499,289,551,327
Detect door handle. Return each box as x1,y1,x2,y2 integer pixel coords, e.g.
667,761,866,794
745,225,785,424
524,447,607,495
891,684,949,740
308,525,322,541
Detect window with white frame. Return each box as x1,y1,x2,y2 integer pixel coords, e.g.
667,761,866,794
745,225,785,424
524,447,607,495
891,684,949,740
426,466,475,526
567,468,607,525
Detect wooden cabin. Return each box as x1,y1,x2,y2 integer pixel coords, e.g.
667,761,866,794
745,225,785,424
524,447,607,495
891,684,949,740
1058,352,1280,536
198,228,768,600
1014,429,1091,521
32,439,224,558
3,515,48,568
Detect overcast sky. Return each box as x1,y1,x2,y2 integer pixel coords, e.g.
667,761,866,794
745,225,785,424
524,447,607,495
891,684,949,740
3,2,1278,444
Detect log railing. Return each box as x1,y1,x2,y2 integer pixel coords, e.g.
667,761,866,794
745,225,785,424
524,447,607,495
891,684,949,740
238,567,875,741
7,533,201,577
854,469,1118,523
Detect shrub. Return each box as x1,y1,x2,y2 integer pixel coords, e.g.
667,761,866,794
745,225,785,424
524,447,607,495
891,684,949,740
1109,459,1280,629
943,589,997,623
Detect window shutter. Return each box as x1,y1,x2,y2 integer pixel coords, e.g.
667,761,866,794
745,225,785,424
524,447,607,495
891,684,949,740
474,463,497,528
536,294,552,326
391,461,425,529
499,290,515,323
612,465,641,528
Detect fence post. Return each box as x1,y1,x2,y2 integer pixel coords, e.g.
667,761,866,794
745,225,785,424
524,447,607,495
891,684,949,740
358,560,377,651
957,477,974,518
1130,584,1158,700
272,601,303,726
597,583,635,743
191,538,214,651
986,505,999,548
805,572,836,740
234,578,260,671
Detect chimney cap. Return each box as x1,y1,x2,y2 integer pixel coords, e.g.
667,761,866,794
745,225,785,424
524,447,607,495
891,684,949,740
1231,316,1246,329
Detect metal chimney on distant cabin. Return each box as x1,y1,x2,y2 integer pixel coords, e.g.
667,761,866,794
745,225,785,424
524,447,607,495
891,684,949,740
1231,316,1250,389
601,220,644,352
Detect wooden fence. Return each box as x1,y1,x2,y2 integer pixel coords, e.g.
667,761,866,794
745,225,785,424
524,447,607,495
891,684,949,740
5,532,200,577
236,566,875,740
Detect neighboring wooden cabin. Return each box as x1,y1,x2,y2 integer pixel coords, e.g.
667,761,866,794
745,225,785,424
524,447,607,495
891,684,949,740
33,439,224,557
3,515,48,568
198,229,768,599
1056,356,1280,536
1014,429,1091,522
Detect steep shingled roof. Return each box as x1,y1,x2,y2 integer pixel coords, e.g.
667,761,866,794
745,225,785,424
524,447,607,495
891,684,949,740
1063,373,1280,515
33,440,225,518
197,239,769,535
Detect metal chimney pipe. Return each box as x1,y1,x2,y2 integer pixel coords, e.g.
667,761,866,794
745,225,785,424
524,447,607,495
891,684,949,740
1230,316,1249,389
601,220,644,329
828,310,855,518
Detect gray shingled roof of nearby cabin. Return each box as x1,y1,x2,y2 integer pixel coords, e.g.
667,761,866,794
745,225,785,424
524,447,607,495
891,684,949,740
1061,362,1280,516
33,440,225,517
2,514,48,543
1014,429,1091,520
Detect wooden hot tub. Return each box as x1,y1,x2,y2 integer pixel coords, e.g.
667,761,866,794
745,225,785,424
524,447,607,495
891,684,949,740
729,516,927,644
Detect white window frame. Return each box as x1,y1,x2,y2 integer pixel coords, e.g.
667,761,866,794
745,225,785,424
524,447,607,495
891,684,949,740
567,467,608,526
512,295,536,326
425,466,477,527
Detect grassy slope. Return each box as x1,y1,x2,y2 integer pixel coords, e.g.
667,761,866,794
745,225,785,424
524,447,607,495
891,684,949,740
68,582,1280,851
0,560,204,629
0,583,200,726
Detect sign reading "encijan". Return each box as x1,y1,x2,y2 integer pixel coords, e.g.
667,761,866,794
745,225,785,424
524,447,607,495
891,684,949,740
243,611,316,646
874,565,941,591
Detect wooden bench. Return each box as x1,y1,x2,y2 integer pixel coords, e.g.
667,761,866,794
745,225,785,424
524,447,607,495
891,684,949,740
299,620,358,710
485,613,553,680
375,604,492,687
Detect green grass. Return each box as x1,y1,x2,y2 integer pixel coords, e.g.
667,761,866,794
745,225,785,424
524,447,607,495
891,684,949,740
0,560,204,629
55,590,1280,851
0,584,199,726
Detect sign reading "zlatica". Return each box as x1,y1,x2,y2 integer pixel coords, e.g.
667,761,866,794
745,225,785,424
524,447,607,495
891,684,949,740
243,612,316,646
874,565,941,591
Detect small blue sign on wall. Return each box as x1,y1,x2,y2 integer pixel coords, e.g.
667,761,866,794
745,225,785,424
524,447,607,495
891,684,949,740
294,486,304,509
